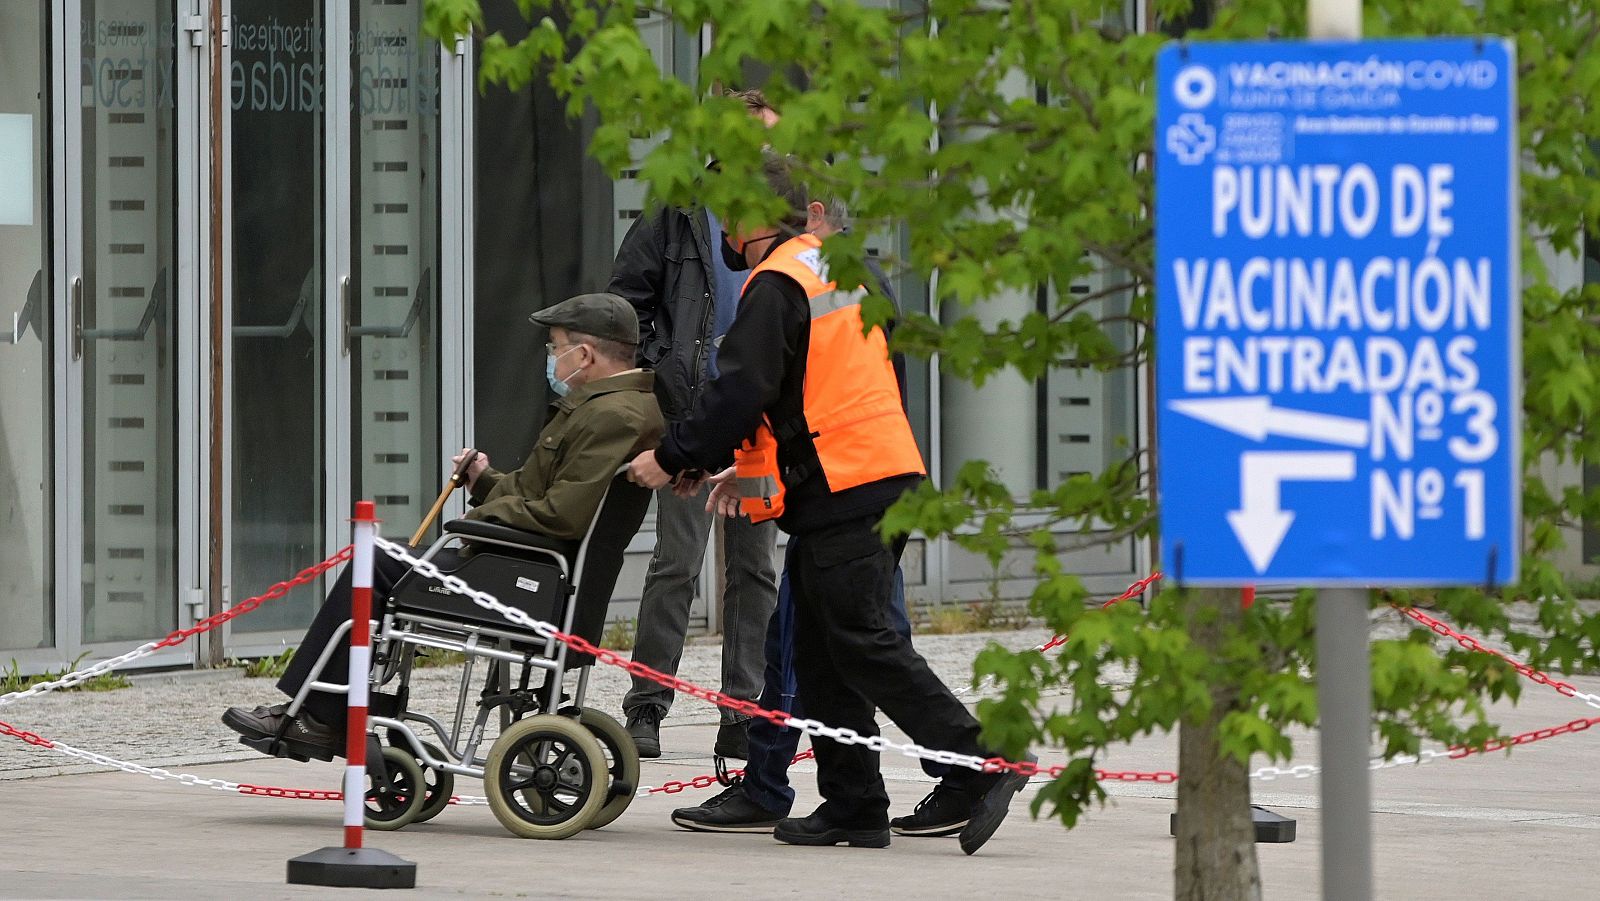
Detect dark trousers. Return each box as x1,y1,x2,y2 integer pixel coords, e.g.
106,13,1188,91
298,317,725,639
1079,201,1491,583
778,515,989,825
276,549,463,726
626,488,779,723
741,545,945,815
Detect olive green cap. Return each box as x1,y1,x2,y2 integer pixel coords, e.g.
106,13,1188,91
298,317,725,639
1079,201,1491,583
528,292,640,345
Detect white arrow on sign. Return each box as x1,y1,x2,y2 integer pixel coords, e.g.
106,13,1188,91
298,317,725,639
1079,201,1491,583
1169,396,1369,448
1227,451,1358,573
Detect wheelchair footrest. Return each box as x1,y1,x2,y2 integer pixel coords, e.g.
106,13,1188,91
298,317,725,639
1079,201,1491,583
237,733,341,764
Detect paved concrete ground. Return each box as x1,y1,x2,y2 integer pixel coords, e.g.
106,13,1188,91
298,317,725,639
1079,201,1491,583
3,611,1599,899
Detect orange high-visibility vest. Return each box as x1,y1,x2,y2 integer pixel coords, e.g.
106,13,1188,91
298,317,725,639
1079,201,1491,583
733,234,925,522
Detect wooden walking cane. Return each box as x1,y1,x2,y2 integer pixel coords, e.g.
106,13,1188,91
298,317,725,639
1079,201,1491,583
410,448,479,548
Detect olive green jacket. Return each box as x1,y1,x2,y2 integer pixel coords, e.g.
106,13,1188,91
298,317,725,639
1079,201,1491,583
465,370,664,539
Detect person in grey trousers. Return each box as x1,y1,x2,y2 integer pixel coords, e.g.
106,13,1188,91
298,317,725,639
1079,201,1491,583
608,90,781,760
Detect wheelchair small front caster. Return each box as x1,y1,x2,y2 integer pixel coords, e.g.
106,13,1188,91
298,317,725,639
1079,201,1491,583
363,745,428,831
411,741,455,824
576,708,639,830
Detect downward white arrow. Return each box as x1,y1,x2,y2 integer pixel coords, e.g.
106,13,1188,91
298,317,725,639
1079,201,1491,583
1226,451,1357,573
1170,396,1369,448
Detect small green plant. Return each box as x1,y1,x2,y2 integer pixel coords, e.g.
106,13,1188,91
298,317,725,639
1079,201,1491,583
971,596,1032,631
1563,572,1600,600
230,647,296,679
915,598,1032,635
601,617,637,651
2,653,131,694
922,603,978,635
414,649,468,669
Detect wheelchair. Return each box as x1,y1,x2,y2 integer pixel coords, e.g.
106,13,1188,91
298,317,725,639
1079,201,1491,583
272,472,652,840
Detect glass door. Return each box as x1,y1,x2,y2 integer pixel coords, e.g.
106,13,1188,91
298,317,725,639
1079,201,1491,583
0,0,56,661
343,0,444,534
224,0,456,656
68,0,193,652
226,0,328,639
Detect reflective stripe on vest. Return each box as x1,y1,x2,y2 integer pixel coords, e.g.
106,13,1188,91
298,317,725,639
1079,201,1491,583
732,234,924,515
735,422,785,522
808,287,865,321
737,475,780,507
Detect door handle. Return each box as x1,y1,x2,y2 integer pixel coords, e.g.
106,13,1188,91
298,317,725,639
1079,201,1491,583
71,276,83,361
8,269,43,345
346,271,431,341
339,275,351,356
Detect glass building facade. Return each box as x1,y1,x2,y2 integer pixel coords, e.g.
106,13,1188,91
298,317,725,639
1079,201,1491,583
1,0,1151,672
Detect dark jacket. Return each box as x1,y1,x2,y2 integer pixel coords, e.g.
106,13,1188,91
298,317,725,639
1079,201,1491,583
608,206,717,421
654,266,921,534
467,370,665,539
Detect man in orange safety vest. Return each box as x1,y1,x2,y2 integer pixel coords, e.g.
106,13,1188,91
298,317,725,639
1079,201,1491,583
627,154,1032,855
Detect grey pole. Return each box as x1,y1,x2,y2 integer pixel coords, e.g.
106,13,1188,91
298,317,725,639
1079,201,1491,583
1306,2,1370,899
1315,587,1373,901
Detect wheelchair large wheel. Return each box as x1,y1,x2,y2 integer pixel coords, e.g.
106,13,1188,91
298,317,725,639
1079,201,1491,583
577,708,639,830
364,745,428,831
412,741,455,824
484,714,606,839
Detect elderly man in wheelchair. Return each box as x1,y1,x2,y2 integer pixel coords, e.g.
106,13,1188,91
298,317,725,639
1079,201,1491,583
221,293,665,838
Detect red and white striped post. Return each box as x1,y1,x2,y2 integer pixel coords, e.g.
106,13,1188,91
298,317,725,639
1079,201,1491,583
287,500,416,889
342,499,378,849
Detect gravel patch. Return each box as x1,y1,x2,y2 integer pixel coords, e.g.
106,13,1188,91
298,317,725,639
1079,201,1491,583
0,627,1067,779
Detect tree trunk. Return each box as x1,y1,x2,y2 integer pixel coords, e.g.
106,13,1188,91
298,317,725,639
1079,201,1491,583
1174,588,1261,901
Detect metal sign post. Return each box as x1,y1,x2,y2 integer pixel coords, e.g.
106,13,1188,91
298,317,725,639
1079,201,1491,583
1308,10,1372,901
1153,0,1520,897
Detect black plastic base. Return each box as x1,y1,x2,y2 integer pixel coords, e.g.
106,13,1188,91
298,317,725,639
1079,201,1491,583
287,846,418,889
1169,805,1297,843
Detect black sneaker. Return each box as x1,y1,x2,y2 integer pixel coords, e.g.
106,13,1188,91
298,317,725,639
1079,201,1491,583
713,720,750,759
774,808,890,849
626,706,664,759
222,704,341,761
890,782,972,836
671,781,785,833
957,755,1036,856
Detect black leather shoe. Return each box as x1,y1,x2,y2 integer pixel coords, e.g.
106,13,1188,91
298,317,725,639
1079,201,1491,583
958,755,1036,855
672,781,785,833
774,809,890,849
222,704,341,761
713,720,750,759
626,706,664,759
890,782,972,836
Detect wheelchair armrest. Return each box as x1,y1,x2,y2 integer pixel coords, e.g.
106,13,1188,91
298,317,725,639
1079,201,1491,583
443,518,580,560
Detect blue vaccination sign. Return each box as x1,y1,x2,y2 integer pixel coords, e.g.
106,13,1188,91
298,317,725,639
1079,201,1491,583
1154,38,1520,586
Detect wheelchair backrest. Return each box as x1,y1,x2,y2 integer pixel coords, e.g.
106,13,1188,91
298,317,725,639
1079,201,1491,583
566,473,653,665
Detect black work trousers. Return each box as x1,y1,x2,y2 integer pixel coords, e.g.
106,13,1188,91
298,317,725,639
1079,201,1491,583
788,514,990,826
276,548,463,726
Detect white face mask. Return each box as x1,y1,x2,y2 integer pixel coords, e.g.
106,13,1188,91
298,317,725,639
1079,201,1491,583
546,345,582,397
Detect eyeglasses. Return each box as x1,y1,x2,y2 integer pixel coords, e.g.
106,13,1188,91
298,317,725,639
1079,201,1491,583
545,342,573,356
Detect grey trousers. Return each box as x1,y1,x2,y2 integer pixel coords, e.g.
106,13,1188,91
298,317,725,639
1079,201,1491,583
624,486,778,723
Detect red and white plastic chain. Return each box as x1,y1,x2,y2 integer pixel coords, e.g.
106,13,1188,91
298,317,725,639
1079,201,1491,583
373,536,1161,784
1392,604,1600,711
0,544,362,805
643,572,1170,794
2,547,1592,801
0,724,494,805
0,546,353,710
1037,571,1164,655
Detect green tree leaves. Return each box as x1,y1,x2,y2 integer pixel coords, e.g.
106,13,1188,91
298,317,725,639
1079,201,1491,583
426,0,1600,834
